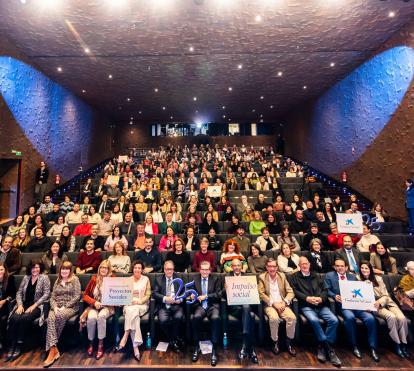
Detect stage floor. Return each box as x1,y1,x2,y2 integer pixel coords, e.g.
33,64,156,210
1,344,413,370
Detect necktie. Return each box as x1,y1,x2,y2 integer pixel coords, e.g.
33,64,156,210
202,278,208,310
166,278,172,309
340,275,345,280
347,250,359,273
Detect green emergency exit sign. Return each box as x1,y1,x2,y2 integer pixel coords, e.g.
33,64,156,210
11,150,22,156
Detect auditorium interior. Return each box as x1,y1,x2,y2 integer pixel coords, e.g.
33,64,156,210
1,0,414,370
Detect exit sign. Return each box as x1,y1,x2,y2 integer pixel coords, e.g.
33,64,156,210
11,150,22,156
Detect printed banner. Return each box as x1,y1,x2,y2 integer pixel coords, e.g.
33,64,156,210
102,277,133,306
336,213,363,234
207,185,222,198
339,280,376,311
225,275,260,306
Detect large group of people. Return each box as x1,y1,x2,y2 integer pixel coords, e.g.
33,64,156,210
0,144,412,368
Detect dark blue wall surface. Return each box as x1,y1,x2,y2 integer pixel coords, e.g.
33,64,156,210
0,56,95,175
291,46,414,175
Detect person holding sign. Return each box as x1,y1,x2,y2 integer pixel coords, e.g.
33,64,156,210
191,261,222,366
257,258,297,356
324,259,379,361
290,257,341,367
223,259,258,364
83,260,114,360
117,260,151,361
358,262,409,358
153,260,185,353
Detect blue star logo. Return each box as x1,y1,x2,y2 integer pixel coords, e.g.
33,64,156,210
352,289,363,298
345,219,354,226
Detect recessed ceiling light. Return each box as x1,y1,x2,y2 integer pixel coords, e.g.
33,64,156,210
57,67,62,72
20,0,27,4
222,106,226,110
162,106,166,110
189,46,194,52
138,111,142,114
255,15,262,22
260,96,264,100
303,85,307,90
126,98,131,102
195,110,199,113
222,115,226,119
129,121,133,125
170,116,173,119
238,64,243,69
252,109,256,112
330,62,335,67
260,114,263,118
277,71,283,77
82,89,86,93
388,11,395,18
108,74,113,79
228,87,233,91
228,118,231,122
84,47,90,54
270,105,274,109
130,117,134,120
193,97,197,101
154,88,158,92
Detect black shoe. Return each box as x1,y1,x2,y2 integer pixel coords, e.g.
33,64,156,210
352,347,362,359
401,344,410,358
211,349,218,367
271,341,280,355
192,346,200,362
4,347,15,363
317,344,326,363
238,346,248,360
394,344,405,358
170,341,180,353
370,348,380,362
287,344,296,357
10,345,22,362
328,349,342,367
250,349,259,364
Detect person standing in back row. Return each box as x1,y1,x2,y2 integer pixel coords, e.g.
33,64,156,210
405,179,414,234
35,161,49,204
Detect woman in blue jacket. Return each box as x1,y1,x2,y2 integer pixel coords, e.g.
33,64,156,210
406,179,414,233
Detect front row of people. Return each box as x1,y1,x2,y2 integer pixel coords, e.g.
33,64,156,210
0,253,413,368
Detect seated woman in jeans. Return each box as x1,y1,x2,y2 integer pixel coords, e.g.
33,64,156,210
5,258,50,362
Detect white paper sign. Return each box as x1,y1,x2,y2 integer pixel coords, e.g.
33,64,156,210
225,275,260,305
199,340,213,355
339,280,376,311
101,277,133,306
207,185,222,197
156,342,169,352
118,155,128,163
336,213,363,234
107,175,120,186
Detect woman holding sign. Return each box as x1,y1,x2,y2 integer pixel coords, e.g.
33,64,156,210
83,260,115,360
358,262,409,358
116,260,151,361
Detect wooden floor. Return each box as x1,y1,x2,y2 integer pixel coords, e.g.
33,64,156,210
1,344,413,370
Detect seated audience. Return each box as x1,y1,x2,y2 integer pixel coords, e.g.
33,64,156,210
356,223,381,253
65,203,83,224
307,238,331,273
43,261,81,367
234,225,250,255
133,224,146,251
166,238,191,273
97,211,115,237
57,226,76,252
200,212,219,234
145,202,163,223
258,258,296,356
83,260,114,360
327,222,359,251
249,211,266,235
0,263,16,350
220,239,248,273
398,261,414,299
5,259,50,362
334,235,361,274
303,223,329,251
108,241,131,274
88,206,102,224
73,214,93,236
192,237,217,272
46,204,62,225
277,225,300,253
1,236,22,275
358,261,409,358
13,229,31,252
104,226,129,252
159,212,178,235
144,214,159,235
29,214,47,236
183,226,200,251
76,239,102,274
28,227,51,253
207,228,221,251
290,210,310,235
265,213,281,235
158,226,177,252
247,244,268,273
6,215,26,238
255,227,279,252
41,241,68,274
59,196,74,214
277,243,300,274
370,202,388,223
135,237,162,273
370,242,397,275
314,210,330,234
110,204,124,225
46,215,67,237
117,260,151,361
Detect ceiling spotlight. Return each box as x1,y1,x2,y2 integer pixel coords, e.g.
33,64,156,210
228,87,233,91
57,67,62,72
130,117,134,120
270,105,274,109
222,105,226,110
129,121,133,125
170,116,173,120
255,15,262,22
195,110,199,113
252,109,256,112
189,46,194,52
222,115,226,119
388,11,395,18
138,111,142,114
126,98,131,102
154,88,158,92
303,85,307,90
193,96,197,101
238,64,243,69
84,47,90,54
20,0,27,4
260,114,263,118
277,71,283,77
162,106,166,110
82,89,86,93
260,96,264,100
330,62,335,67
228,118,231,122
108,74,113,79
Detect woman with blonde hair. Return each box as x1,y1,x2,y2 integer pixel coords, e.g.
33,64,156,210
43,261,81,367
116,260,151,361
83,260,114,360
108,241,131,274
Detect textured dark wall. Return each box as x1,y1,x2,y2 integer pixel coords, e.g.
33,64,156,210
0,36,113,213
285,21,414,220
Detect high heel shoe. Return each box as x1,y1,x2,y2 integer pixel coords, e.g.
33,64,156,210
133,351,141,362
95,342,104,360
87,342,94,357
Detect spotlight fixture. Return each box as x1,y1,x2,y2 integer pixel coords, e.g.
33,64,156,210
162,106,166,110
238,64,243,69
154,88,158,92
82,89,86,93
330,62,335,67
84,47,90,54
277,71,283,77
57,67,62,72
388,11,395,17
228,87,233,91
193,96,197,101
126,98,131,102
189,46,194,52
260,96,264,100
303,85,307,90
255,15,262,22
222,106,226,109
108,74,113,79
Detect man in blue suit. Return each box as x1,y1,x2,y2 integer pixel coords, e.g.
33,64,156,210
324,258,379,362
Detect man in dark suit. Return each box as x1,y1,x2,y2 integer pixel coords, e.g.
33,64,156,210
0,236,21,274
153,260,185,352
92,179,107,204
96,194,112,214
224,259,258,364
324,258,379,361
191,261,222,366
334,235,361,274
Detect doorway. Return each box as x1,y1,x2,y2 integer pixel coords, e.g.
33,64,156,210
0,158,22,222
